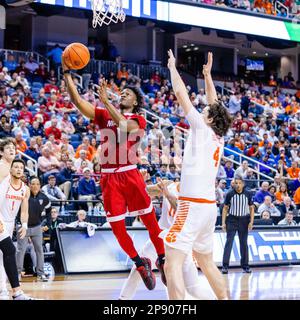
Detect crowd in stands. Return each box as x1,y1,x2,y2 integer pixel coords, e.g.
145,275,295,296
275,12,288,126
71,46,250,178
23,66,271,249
193,0,300,18
1,51,300,230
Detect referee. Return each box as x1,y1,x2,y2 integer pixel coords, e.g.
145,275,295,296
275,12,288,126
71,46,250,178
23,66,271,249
221,175,254,274
16,176,51,282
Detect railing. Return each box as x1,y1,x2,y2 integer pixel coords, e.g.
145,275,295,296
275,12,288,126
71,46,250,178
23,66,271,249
17,150,38,176
0,49,50,71
58,66,83,88
275,0,290,18
86,59,170,81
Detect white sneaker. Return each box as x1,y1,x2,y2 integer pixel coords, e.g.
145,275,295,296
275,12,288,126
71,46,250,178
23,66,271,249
0,289,9,300
13,291,39,300
37,274,48,282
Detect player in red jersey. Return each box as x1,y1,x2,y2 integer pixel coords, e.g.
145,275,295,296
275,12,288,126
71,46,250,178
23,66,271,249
62,61,166,290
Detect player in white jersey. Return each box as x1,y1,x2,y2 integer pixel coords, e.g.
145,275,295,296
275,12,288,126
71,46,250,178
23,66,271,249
164,50,232,300
0,138,18,298
119,179,215,300
0,157,37,300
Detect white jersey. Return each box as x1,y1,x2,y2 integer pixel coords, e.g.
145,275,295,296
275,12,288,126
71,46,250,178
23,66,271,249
180,107,224,200
0,174,27,223
158,182,179,230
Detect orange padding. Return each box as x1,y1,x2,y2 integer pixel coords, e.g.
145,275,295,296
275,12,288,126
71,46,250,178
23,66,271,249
178,196,216,204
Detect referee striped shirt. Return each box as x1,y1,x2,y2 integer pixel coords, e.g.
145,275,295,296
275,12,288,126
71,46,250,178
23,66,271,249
224,188,253,217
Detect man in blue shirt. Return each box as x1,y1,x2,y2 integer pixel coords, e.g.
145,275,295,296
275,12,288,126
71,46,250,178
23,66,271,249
78,167,97,214
47,44,63,71
254,182,271,206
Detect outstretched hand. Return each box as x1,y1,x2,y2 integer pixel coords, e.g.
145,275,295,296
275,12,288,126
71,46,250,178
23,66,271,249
167,49,176,70
98,79,110,105
202,51,213,77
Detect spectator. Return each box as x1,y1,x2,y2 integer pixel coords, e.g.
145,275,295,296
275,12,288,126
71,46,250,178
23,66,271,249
254,181,271,206
29,120,44,138
78,167,97,214
166,164,180,181
24,137,41,162
278,211,297,226
14,131,28,153
224,160,235,181
117,66,129,82
234,160,249,178
4,54,18,72
275,182,289,204
35,62,49,82
257,196,281,217
268,184,277,202
74,136,95,161
42,175,66,204
65,210,98,231
74,149,93,171
279,196,296,218
74,116,88,136
59,113,75,135
293,184,300,209
244,169,258,190
56,159,76,200
41,207,63,269
38,146,60,177
286,161,300,179
45,118,62,141
47,44,63,71
228,92,241,115
176,116,190,130
19,105,33,124
24,56,39,74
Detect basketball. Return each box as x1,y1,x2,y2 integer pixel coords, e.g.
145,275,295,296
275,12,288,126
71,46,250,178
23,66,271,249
62,42,90,70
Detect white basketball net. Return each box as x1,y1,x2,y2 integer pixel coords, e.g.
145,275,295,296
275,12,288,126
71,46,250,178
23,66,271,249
91,0,126,28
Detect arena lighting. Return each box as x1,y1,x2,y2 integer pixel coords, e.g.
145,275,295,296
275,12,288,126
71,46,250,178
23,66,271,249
193,47,199,50
186,48,191,52
253,51,257,54
190,43,195,46
265,53,269,56
182,45,187,48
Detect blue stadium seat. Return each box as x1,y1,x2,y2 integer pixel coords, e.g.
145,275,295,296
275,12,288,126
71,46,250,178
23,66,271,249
71,141,81,149
70,134,81,141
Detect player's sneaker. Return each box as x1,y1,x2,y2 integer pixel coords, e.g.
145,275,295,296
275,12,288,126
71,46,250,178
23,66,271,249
12,291,40,300
155,258,167,286
136,257,156,290
37,274,49,282
0,289,9,300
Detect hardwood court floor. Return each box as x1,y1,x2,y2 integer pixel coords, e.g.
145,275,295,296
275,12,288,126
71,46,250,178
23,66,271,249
20,265,300,300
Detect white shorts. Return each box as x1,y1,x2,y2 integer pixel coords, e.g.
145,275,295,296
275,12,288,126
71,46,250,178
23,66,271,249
163,199,217,254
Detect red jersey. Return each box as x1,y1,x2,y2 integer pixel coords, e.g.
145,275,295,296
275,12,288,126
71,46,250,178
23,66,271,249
94,108,146,169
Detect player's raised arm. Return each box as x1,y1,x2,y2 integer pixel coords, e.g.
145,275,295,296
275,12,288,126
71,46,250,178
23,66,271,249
98,80,140,133
62,59,95,120
203,52,218,105
167,49,193,116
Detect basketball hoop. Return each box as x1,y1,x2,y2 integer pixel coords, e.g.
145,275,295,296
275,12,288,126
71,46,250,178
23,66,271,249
91,0,126,28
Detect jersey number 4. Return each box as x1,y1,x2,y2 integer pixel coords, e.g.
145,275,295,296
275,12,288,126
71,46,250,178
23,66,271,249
213,147,220,167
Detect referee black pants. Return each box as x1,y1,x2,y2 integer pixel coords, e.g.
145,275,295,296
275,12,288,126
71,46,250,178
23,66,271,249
222,214,250,269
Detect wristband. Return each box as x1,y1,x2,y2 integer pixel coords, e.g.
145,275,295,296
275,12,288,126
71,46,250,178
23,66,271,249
63,70,71,75
22,223,28,230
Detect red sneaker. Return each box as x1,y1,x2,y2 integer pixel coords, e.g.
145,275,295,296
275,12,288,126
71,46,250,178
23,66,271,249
136,257,156,290
155,258,167,286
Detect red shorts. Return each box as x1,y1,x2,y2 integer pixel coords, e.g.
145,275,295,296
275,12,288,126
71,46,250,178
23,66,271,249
100,167,153,222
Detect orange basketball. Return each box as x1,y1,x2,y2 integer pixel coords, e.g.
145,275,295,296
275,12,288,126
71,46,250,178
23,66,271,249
62,43,90,70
